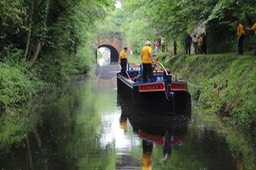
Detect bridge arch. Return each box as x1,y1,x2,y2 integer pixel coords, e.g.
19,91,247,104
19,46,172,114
97,44,119,64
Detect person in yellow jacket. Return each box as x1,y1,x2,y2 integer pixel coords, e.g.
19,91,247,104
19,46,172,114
246,22,256,55
198,34,203,54
235,20,245,54
141,41,153,83
119,47,128,76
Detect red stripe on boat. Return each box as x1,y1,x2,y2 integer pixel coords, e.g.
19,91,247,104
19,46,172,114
170,82,188,91
139,82,165,92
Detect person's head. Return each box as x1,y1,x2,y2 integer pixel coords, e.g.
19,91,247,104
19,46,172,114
124,47,127,51
145,40,151,46
235,20,240,26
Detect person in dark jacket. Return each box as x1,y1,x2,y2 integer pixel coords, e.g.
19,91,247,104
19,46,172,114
185,34,192,54
202,33,207,54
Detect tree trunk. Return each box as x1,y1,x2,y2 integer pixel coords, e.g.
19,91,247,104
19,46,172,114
33,127,41,149
24,23,32,60
26,135,33,169
30,41,42,65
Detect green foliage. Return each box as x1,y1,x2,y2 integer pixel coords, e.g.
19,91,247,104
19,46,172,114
0,0,26,51
168,54,256,134
1,0,115,78
117,0,256,54
0,0,116,109
0,62,34,109
0,112,27,151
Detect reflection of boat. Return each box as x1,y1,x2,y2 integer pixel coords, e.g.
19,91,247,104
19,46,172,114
127,112,190,147
117,62,191,114
118,95,191,168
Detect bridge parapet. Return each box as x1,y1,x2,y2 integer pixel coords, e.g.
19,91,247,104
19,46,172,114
96,34,123,53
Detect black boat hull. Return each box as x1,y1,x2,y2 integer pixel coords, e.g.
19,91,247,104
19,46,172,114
117,73,191,114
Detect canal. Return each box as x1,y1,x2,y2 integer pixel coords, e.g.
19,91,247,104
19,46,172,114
0,63,255,170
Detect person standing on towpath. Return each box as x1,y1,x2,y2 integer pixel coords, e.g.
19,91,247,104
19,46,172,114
246,22,256,55
235,20,245,54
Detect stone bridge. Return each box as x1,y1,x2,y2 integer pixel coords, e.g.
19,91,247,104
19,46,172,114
95,33,125,63
94,33,127,80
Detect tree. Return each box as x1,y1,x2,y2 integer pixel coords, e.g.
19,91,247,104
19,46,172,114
118,0,256,54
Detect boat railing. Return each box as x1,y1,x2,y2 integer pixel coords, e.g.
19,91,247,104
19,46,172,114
128,63,141,71
155,60,168,75
126,62,172,83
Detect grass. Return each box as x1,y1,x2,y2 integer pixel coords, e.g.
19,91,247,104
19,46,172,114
164,53,256,135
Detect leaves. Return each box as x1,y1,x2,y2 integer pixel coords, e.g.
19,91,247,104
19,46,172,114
115,0,256,53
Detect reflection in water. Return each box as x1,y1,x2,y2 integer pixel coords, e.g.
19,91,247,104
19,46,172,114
0,64,255,169
142,139,153,170
118,94,191,169
95,63,120,89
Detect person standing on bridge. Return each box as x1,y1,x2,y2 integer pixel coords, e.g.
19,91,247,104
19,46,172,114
119,47,128,76
141,41,153,83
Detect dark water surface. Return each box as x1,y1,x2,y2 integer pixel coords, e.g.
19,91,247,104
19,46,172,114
0,64,255,170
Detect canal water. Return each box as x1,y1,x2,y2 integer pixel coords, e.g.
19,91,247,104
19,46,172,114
0,63,255,170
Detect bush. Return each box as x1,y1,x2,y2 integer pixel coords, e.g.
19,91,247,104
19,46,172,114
0,63,34,109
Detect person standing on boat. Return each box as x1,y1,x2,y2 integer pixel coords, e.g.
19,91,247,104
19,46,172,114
141,41,153,83
119,47,128,76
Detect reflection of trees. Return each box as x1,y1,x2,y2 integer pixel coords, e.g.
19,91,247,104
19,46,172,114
33,81,115,169
0,96,43,169
0,79,117,169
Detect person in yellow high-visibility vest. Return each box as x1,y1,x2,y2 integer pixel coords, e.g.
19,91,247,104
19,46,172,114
198,34,203,54
141,41,153,83
119,47,128,76
246,22,256,55
235,20,245,54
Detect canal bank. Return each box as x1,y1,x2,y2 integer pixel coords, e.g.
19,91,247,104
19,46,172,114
0,63,255,169
166,53,256,136
162,53,256,169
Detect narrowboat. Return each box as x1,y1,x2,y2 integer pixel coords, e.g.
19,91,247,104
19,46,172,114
117,62,191,114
